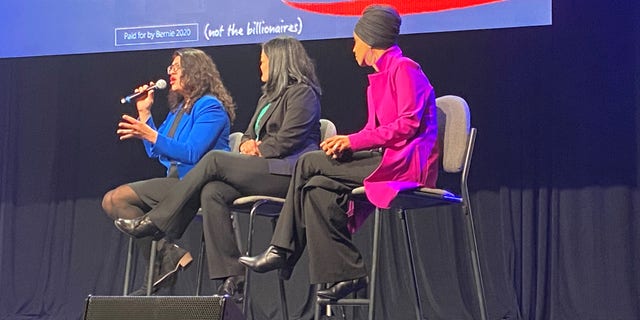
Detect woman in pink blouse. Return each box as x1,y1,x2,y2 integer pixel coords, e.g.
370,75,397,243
240,4,439,300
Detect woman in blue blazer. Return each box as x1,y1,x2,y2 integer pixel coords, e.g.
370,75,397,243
102,48,235,295
114,36,322,299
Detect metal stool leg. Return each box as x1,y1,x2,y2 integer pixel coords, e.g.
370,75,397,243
399,209,423,320
313,283,334,320
313,208,381,320
314,284,323,320
272,218,289,320
241,200,289,319
232,212,243,253
277,278,289,319
367,208,381,320
123,237,134,295
463,203,488,320
195,231,206,296
242,201,260,315
146,240,158,296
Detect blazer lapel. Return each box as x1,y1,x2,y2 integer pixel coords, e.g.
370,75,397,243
256,96,281,138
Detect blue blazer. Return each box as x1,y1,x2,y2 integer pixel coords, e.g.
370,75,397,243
143,95,231,178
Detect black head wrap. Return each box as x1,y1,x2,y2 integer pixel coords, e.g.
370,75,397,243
353,5,401,49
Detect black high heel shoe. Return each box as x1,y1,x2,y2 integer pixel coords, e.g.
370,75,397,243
218,275,245,303
238,245,288,274
316,276,369,300
115,215,165,239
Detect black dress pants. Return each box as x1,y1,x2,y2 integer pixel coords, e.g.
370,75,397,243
147,150,291,279
128,177,199,272
271,150,382,284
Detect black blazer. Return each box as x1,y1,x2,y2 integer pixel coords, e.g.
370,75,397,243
242,83,321,175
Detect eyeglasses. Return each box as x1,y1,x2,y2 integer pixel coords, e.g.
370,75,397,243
167,63,182,74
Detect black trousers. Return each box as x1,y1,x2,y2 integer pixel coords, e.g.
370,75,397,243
128,177,199,269
146,150,291,279
271,150,382,284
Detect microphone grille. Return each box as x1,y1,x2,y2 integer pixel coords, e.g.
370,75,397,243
155,79,168,90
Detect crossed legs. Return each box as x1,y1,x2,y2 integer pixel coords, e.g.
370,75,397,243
102,177,193,295
241,150,381,298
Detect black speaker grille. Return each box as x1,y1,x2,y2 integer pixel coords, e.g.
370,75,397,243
84,296,232,320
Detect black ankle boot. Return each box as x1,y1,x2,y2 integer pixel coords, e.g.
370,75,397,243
217,275,245,303
316,276,369,300
155,242,193,287
127,240,190,295
238,245,288,273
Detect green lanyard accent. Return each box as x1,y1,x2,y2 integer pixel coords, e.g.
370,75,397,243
254,103,271,141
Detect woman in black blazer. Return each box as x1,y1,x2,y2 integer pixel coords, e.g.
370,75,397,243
114,36,322,298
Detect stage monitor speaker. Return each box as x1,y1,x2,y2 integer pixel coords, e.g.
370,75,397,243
83,295,245,320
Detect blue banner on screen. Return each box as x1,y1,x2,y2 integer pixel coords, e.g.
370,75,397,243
0,0,551,58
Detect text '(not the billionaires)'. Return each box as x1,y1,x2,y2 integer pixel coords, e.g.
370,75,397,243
204,17,303,40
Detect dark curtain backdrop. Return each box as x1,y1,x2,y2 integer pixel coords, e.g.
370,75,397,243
1,0,639,319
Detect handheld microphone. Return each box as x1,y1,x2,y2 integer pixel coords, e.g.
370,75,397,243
120,79,167,104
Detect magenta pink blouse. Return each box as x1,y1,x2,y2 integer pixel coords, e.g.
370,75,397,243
347,45,439,230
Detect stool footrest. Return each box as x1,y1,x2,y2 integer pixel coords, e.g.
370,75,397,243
317,298,371,306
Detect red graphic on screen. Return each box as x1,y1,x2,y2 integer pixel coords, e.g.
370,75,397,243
283,0,503,16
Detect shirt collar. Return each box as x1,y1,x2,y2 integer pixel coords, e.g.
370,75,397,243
373,45,402,72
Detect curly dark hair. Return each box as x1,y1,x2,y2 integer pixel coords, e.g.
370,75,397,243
168,48,236,123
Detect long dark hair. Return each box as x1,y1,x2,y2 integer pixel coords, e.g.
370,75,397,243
259,36,321,105
168,48,236,123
